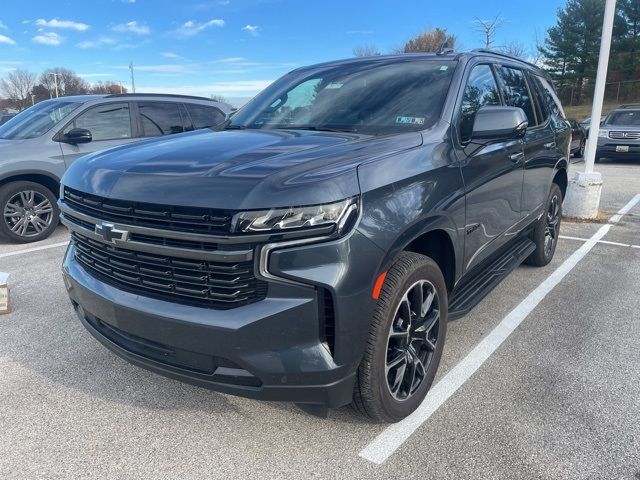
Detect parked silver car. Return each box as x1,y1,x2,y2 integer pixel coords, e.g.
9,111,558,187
0,94,231,242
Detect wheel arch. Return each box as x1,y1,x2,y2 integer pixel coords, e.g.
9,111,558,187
376,214,461,294
0,170,61,198
552,161,568,200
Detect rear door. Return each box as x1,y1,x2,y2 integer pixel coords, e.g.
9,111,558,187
136,101,188,138
454,62,525,272
184,103,226,130
58,102,139,167
494,65,557,220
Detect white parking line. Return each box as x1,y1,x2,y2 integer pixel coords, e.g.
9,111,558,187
560,235,640,249
360,193,640,465
0,241,69,259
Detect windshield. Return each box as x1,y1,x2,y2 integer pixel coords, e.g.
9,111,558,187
230,59,457,135
0,100,82,140
606,110,640,126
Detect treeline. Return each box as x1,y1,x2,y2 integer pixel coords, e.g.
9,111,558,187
540,0,640,105
0,67,127,111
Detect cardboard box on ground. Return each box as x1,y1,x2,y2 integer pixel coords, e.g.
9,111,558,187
0,272,9,314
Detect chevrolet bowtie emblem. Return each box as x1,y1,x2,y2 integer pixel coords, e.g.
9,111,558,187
95,222,130,243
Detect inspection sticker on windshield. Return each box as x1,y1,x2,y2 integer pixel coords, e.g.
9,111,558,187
396,116,425,125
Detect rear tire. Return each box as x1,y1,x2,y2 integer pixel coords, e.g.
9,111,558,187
353,252,448,422
525,183,562,267
0,181,59,243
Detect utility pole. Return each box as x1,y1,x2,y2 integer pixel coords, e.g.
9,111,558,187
129,62,136,94
49,72,60,98
31,94,35,106
564,0,616,219
116,81,124,94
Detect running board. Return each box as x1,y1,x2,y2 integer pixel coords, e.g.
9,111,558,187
448,237,535,320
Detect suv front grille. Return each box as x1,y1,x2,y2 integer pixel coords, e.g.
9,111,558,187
72,232,267,309
609,130,640,140
63,187,234,235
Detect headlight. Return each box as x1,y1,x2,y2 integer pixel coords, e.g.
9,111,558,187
598,129,609,138
232,198,358,234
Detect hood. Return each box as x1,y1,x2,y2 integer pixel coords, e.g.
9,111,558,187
62,128,422,209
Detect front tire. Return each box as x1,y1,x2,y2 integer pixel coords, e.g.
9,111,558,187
0,181,59,243
526,183,562,267
353,252,448,422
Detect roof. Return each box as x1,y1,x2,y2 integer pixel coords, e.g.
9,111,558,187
291,49,546,76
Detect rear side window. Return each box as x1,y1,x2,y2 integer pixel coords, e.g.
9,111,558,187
496,66,537,126
531,75,567,129
186,104,226,130
63,102,132,141
459,64,502,142
138,102,186,137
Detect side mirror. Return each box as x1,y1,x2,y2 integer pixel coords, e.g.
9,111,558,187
472,106,528,141
62,128,92,144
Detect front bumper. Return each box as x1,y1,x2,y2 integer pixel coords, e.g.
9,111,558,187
597,141,640,159
63,229,383,407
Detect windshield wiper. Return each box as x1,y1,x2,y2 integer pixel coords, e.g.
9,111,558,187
281,125,359,134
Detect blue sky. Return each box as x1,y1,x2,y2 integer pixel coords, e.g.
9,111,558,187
0,0,566,105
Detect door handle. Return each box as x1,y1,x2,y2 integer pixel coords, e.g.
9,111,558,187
509,152,525,162
544,142,556,149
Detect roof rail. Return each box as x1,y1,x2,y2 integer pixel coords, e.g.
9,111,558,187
617,104,640,109
105,93,219,101
471,48,541,70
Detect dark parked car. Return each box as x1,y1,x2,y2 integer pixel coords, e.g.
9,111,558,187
61,50,569,422
0,94,231,243
0,113,16,126
596,105,640,161
568,119,586,157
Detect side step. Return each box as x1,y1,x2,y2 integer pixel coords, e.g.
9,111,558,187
448,237,535,320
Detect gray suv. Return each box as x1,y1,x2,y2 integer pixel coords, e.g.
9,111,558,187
597,104,640,161
0,94,231,243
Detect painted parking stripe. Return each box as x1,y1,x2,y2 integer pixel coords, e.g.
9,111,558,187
360,193,640,465
0,240,69,259
559,235,640,249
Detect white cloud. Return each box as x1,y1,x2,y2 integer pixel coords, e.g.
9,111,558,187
0,21,8,30
77,36,116,49
217,56,247,63
121,0,136,3
347,30,374,35
242,25,259,36
127,63,196,73
161,51,180,58
137,80,273,97
35,18,89,32
175,19,224,37
78,72,114,78
114,21,149,35
32,32,63,46
0,34,16,45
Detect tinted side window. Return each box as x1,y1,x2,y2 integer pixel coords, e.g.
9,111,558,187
64,102,132,141
460,64,502,142
528,73,550,124
185,104,226,130
138,102,185,136
497,66,537,126
532,75,567,129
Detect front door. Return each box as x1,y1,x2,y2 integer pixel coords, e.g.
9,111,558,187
58,102,139,167
455,63,525,272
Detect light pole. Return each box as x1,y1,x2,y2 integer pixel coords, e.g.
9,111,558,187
129,62,136,93
117,81,124,94
563,0,616,219
31,94,35,106
49,72,60,98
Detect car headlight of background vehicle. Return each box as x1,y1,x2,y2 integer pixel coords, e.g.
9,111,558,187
598,129,609,138
231,198,358,234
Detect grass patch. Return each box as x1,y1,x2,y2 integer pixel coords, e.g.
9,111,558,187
564,103,623,121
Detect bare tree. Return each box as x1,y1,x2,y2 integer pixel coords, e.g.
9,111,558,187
499,41,527,58
353,44,381,57
89,81,128,95
39,68,89,98
210,94,228,103
0,69,37,110
400,28,456,53
474,15,505,49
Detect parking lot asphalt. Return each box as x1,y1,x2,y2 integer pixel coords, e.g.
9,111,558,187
0,161,638,480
